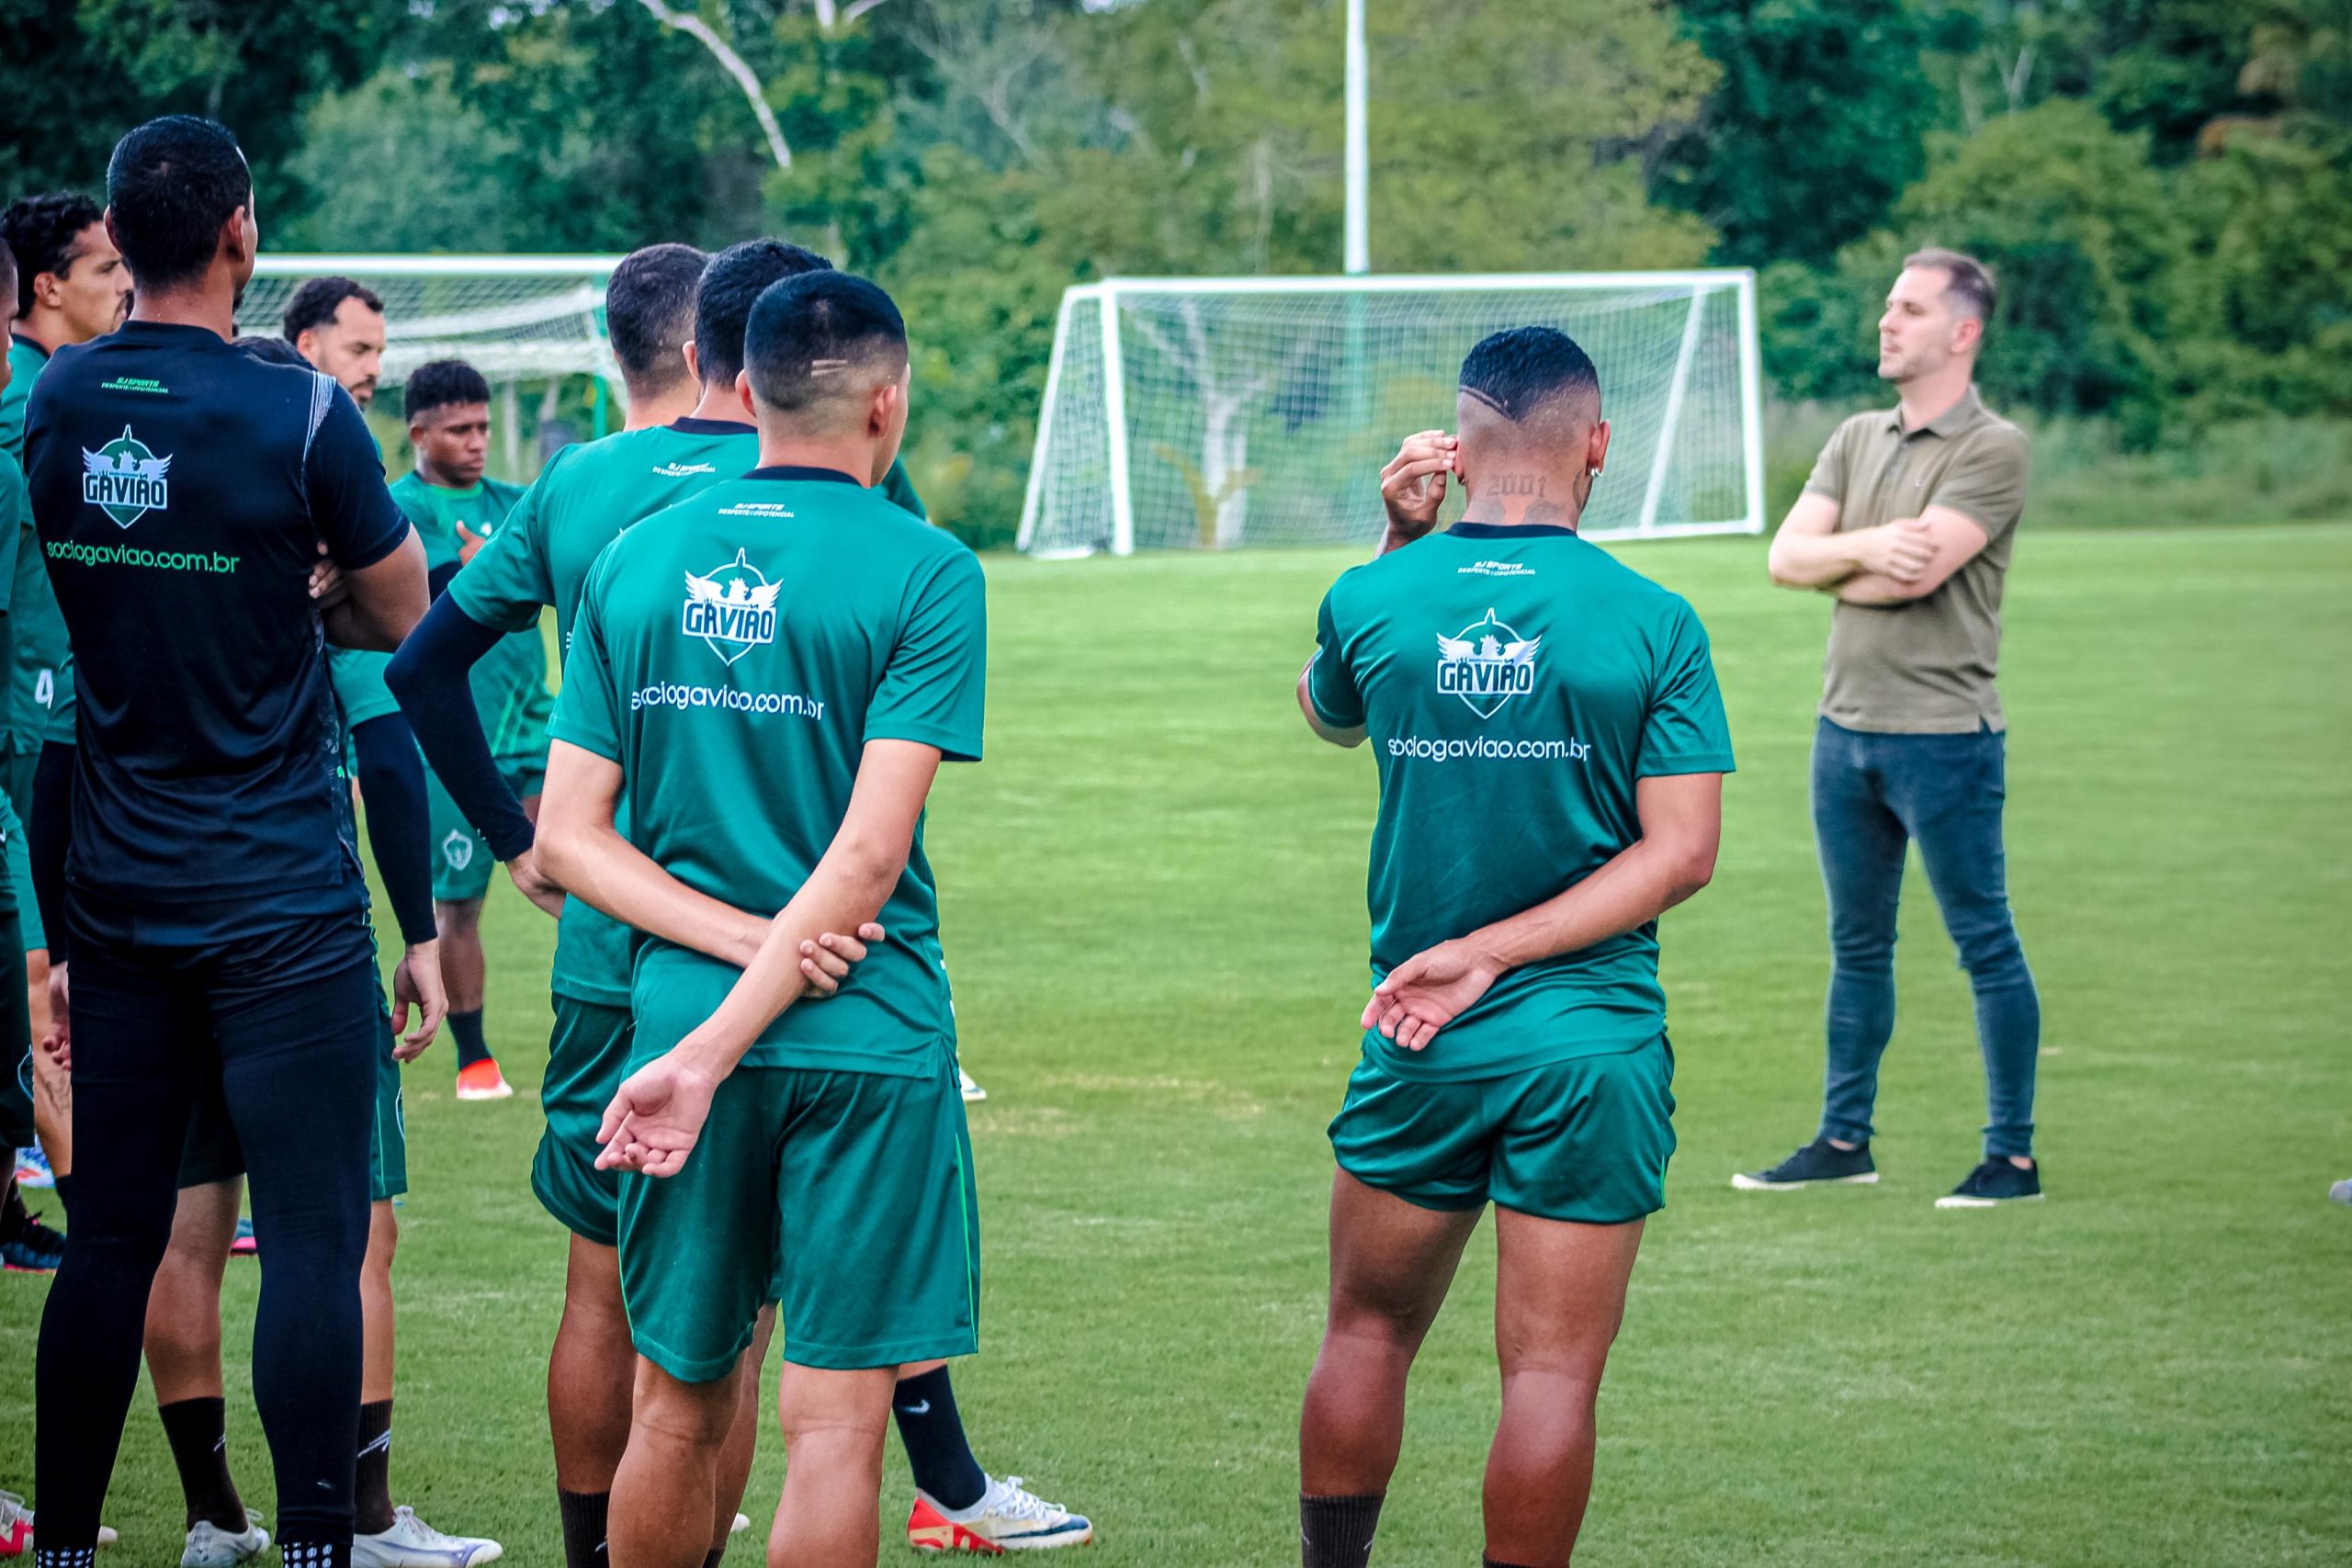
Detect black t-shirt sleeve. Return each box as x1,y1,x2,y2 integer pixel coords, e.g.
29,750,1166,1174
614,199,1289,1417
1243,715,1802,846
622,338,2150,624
304,379,410,570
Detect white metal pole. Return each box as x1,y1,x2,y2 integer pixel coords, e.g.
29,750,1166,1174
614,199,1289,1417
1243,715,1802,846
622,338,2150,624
1736,270,1768,535
1637,288,1710,533
1344,0,1369,275
1100,286,1136,556
1017,288,1081,552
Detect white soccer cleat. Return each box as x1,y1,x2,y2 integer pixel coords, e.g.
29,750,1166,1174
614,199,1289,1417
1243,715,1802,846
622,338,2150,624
182,1511,271,1567
730,1513,751,1535
351,1506,503,1567
958,1068,988,1103
907,1475,1092,1552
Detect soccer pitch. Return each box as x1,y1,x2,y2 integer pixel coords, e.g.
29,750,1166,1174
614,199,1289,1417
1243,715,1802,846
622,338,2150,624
6,522,2348,1566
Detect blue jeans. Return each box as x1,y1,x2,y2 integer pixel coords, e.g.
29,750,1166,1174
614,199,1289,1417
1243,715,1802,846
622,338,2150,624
1811,718,2041,1159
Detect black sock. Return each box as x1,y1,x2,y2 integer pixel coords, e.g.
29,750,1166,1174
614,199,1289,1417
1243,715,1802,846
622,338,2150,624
355,1399,395,1535
52,1170,71,1213
0,1160,23,1238
892,1364,988,1511
1300,1493,1384,1568
558,1489,610,1568
450,1010,491,1071
158,1397,248,1531
702,1552,725,1568
1484,1559,1541,1568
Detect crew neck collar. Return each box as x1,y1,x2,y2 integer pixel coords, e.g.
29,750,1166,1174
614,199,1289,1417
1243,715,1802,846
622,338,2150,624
669,416,756,436
1448,522,1579,540
742,464,863,486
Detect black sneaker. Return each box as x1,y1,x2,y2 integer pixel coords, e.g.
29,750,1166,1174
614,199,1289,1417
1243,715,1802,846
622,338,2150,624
1731,1137,1878,1190
1935,1158,2042,1208
0,1213,65,1272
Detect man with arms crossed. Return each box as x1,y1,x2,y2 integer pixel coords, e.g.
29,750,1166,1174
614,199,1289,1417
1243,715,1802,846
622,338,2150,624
539,269,994,1568
1735,248,2042,1207
0,188,130,1218
1296,328,1731,1568
395,243,1083,1563
24,116,432,1568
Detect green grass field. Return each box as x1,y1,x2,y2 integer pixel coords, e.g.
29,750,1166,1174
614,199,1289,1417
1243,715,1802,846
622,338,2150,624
6,523,2350,1566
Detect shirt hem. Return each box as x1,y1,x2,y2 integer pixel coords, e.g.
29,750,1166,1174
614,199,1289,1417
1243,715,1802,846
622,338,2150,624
1816,708,2006,736
1360,1027,1664,1083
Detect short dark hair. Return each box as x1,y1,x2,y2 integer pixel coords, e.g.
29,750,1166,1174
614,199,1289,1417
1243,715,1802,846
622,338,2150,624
605,243,708,389
282,275,384,344
1,192,105,316
742,271,907,417
404,359,492,423
231,334,311,369
695,239,832,389
1458,326,1602,424
1905,246,1996,326
105,116,252,293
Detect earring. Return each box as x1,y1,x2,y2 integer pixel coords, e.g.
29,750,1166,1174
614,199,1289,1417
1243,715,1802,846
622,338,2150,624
1588,467,1601,479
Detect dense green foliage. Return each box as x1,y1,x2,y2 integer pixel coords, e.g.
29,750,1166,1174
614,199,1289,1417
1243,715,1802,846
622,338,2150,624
3,0,2346,543
7,525,2348,1563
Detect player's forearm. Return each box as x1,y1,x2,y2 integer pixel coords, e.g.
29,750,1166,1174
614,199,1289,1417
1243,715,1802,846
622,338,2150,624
1766,525,1866,589
679,847,906,1076
388,596,536,861
349,715,441,946
537,818,768,970
1833,570,1921,605
1468,835,1717,974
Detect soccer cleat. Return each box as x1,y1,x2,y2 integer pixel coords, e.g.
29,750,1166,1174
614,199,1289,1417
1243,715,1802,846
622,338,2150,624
908,1475,1092,1553
958,1068,988,1103
454,1059,514,1101
1936,1158,2043,1208
13,1145,53,1190
351,1507,503,1567
2330,1178,2352,1206
230,1216,258,1258
1,1214,66,1273
1731,1137,1879,1190
730,1514,750,1535
182,1511,272,1567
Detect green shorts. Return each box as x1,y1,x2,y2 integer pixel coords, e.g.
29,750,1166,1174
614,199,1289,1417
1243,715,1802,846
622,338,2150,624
427,751,545,904
616,1046,980,1382
1329,1037,1676,1225
533,994,633,1246
1,786,38,954
178,971,407,1202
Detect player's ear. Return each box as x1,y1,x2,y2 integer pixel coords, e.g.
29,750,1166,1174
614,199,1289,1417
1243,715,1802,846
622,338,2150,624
733,367,755,420
1589,420,1611,477
682,340,701,386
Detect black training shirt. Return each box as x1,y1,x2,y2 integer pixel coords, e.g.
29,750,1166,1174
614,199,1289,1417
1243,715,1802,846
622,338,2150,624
23,321,411,905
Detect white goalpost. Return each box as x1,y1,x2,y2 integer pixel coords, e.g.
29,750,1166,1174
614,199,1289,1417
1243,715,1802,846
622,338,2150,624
1017,271,1768,557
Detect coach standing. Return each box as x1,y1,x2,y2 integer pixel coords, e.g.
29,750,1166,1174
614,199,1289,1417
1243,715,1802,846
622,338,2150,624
23,117,432,1568
1736,248,2044,1208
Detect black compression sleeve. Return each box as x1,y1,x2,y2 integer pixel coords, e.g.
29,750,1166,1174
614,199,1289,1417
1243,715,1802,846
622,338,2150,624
348,716,438,946
386,594,536,864
29,741,72,965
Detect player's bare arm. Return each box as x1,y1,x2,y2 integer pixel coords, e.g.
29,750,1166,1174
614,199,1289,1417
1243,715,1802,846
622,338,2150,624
594,739,942,1179
1296,656,1366,748
1766,491,1940,590
1365,772,1724,1052
322,525,429,651
1832,505,1992,604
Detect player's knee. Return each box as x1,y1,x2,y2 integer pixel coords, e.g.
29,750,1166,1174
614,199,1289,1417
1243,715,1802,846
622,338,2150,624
631,1363,737,1449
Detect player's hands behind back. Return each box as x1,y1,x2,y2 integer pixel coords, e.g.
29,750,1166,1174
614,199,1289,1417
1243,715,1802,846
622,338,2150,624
1380,430,1458,545
596,1048,721,1178
390,938,447,1060
800,922,887,997
1362,938,1506,1053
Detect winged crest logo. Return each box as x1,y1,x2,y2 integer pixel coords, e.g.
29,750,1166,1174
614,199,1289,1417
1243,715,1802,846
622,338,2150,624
81,425,172,528
1435,608,1541,719
682,548,783,665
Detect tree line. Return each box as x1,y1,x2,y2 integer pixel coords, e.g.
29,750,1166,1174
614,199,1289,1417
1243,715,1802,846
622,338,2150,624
4,0,2345,545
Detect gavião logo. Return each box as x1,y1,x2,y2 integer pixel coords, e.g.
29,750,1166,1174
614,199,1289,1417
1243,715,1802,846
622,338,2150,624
1435,608,1541,719
682,549,782,665
81,426,172,527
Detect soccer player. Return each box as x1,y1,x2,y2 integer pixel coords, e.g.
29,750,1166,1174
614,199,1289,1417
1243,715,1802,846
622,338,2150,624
284,276,387,412
1736,248,2042,1207
391,357,553,1100
0,187,129,1216
539,266,986,1568
390,241,1083,1563
23,115,435,1568
1295,328,1732,1568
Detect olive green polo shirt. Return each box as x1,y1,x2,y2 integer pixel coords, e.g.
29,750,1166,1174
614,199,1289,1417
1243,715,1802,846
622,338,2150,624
1804,387,2030,734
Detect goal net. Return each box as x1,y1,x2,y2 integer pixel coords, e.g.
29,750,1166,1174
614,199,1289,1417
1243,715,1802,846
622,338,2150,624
1019,272,1765,556
241,254,627,406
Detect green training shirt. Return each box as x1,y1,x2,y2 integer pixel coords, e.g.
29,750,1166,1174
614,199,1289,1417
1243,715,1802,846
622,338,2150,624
1308,522,1736,1082
4,335,75,748
0,451,28,753
449,421,925,1007
550,465,985,1076
388,471,551,764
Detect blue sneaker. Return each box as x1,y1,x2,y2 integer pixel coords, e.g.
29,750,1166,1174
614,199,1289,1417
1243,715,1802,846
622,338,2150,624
1732,1137,1878,1190
1935,1158,2042,1208
1,1213,65,1273
13,1145,52,1190
231,1215,258,1258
